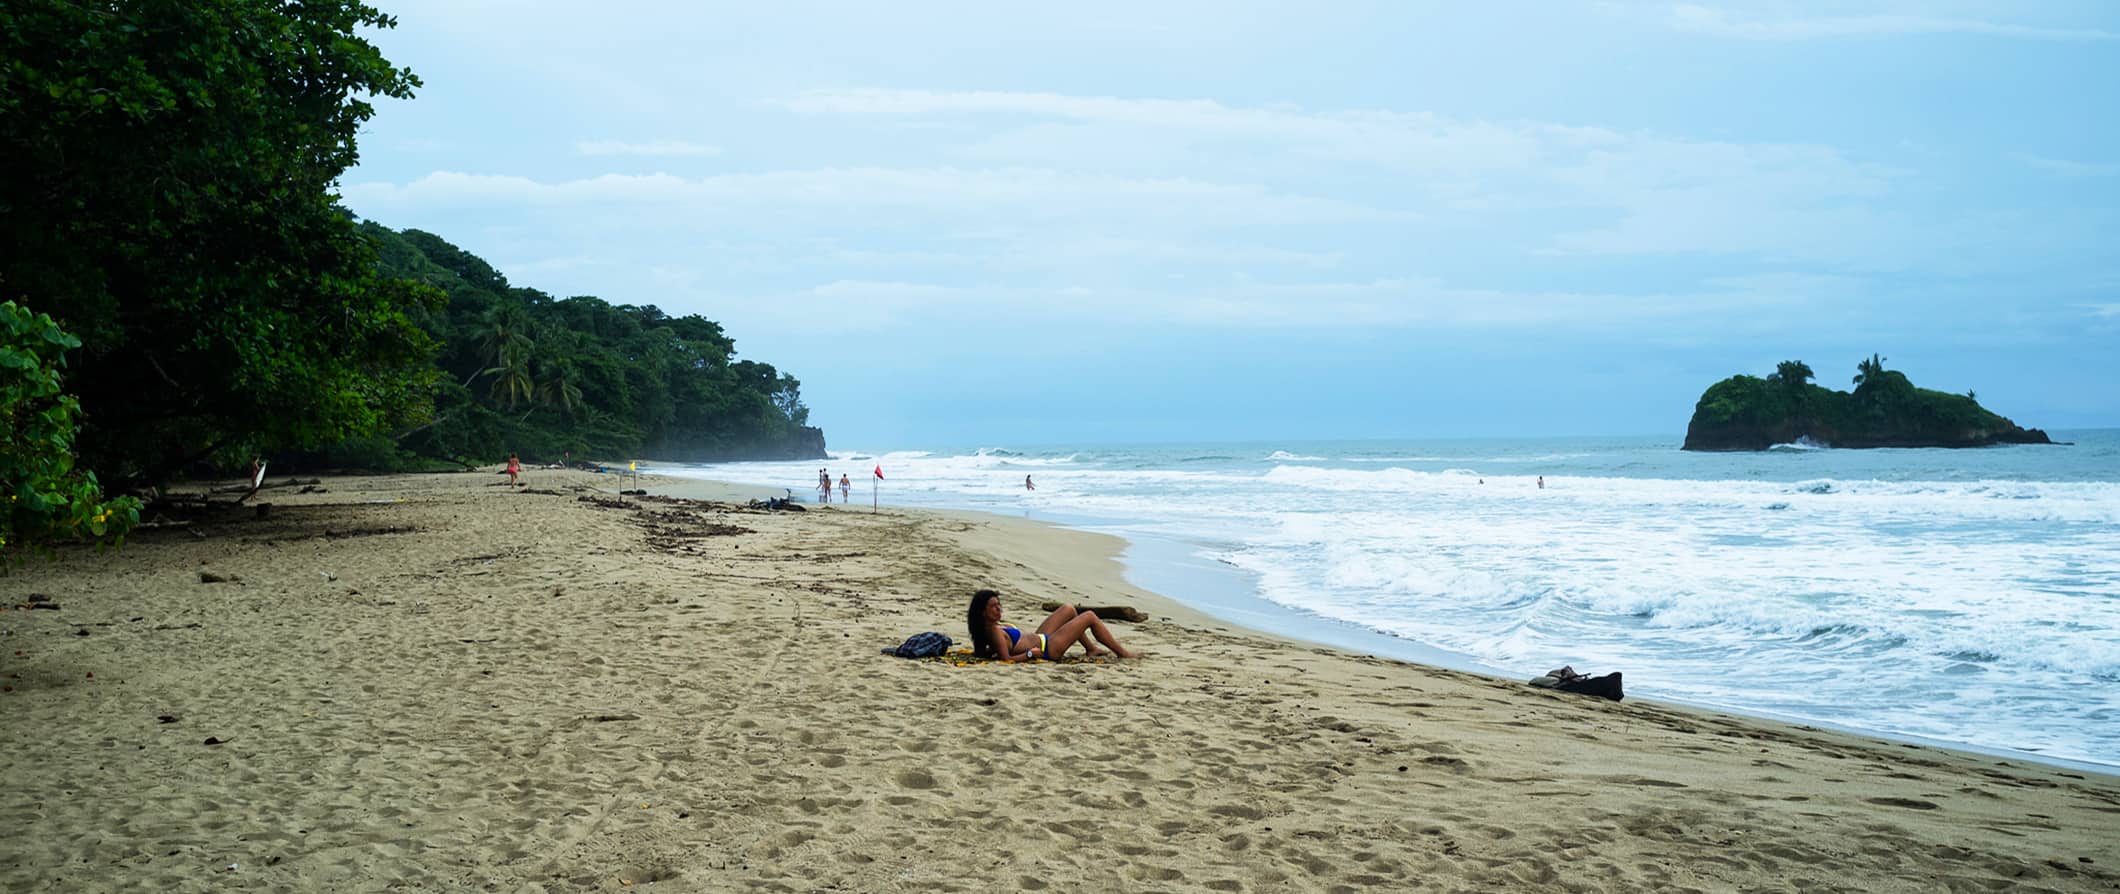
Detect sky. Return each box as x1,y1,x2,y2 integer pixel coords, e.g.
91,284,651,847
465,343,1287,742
341,1,2120,447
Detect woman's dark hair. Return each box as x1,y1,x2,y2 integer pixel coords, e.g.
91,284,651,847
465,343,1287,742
967,589,1000,658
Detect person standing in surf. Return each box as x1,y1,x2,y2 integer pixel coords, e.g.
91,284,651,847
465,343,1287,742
1026,475,1035,491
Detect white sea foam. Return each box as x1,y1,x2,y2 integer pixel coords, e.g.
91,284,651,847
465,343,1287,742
1769,436,1829,451
676,437,2120,766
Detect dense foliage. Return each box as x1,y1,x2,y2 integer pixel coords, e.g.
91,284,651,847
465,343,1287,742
0,0,438,485
1,302,138,566
328,225,822,469
1684,356,2046,450
2,1,821,491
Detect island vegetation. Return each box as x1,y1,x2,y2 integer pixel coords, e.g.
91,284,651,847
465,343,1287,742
1683,356,2052,451
1,0,819,565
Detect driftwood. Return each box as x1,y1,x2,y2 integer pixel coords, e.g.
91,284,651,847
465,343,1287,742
210,477,321,494
1039,602,1147,623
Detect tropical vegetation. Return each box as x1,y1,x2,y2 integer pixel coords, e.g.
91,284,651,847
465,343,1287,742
1683,356,2049,450
336,224,821,470
0,0,819,561
1,302,140,567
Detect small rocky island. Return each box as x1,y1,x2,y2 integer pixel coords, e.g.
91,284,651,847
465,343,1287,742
1683,356,2053,451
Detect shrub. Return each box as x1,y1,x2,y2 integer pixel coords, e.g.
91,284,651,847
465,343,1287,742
2,301,139,567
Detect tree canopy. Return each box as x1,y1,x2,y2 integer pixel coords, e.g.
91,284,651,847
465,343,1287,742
1,0,436,485
342,225,822,468
2,1,823,492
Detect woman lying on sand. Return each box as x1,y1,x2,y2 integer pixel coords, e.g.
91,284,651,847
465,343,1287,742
967,589,1138,661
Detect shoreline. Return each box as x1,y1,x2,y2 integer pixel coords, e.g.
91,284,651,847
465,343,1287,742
656,470,2120,776
2,468,2114,891
1107,521,2120,777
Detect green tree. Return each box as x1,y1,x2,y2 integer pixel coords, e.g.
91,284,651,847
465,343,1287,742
0,0,436,484
1770,360,1815,388
1853,354,1887,389
2,301,139,567
474,306,537,408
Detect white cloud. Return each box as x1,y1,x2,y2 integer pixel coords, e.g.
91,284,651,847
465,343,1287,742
2091,304,2120,319
781,88,1907,262
342,167,1395,226
1666,5,2119,42
786,88,1613,173
574,140,722,157
727,274,1808,333
2015,154,2120,178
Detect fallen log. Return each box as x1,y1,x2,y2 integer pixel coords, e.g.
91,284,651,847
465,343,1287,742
1039,602,1148,623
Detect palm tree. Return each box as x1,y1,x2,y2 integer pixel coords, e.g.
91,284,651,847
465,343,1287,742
486,354,535,409
470,305,537,408
535,360,584,417
1853,353,1886,389
1772,360,1815,387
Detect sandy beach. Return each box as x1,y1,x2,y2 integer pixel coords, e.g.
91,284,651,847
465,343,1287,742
2,468,2114,893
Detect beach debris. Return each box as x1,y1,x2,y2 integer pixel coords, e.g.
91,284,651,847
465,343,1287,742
202,736,226,746
199,570,240,584
1528,666,1624,701
319,571,337,582
158,714,181,724
1039,602,1148,623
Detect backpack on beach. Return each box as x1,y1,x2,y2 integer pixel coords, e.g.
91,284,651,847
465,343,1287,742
1530,665,1625,701
883,631,953,659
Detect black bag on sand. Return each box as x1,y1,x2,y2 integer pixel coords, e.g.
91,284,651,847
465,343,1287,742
1530,665,1625,701
1555,671,1623,701
883,632,953,658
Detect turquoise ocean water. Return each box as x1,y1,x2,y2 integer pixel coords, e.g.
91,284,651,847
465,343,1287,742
673,431,2120,769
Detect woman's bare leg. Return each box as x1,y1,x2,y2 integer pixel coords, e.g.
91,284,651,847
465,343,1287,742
1035,604,1077,634
1037,604,1108,656
1046,611,1136,659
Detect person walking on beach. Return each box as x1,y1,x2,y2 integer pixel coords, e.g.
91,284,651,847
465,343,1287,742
967,589,1137,661
1537,475,1544,490
819,468,831,502
839,473,851,503
1025,475,1035,491
506,453,522,487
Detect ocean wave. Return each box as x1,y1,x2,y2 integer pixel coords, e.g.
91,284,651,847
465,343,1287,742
1768,437,1829,452
1266,450,1326,462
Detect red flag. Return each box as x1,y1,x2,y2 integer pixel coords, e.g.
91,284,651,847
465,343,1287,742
873,464,884,480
